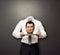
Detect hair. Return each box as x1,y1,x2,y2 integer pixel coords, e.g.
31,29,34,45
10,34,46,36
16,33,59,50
26,21,34,27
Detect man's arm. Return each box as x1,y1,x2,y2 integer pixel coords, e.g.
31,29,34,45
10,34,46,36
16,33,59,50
12,20,23,38
37,21,47,38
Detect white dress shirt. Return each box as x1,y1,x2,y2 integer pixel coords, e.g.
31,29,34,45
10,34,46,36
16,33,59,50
12,16,47,44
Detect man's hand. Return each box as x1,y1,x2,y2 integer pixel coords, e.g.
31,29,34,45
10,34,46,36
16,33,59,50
36,32,41,37
20,32,24,37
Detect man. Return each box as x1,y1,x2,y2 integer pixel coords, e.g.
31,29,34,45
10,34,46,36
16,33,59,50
12,16,47,55
20,21,39,55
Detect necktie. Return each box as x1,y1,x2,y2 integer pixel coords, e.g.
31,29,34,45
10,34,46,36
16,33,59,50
28,35,31,45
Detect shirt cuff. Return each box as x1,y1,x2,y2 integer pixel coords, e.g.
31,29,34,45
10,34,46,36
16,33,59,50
12,32,22,38
38,31,47,38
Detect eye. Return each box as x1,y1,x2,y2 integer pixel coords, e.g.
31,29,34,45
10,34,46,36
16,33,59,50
31,26,33,28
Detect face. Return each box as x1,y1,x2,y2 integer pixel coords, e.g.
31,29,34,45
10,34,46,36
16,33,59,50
26,23,34,34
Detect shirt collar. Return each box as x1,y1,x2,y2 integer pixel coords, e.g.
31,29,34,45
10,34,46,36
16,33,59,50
25,16,35,21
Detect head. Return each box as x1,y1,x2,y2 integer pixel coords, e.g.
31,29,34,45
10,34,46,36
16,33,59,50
26,21,35,34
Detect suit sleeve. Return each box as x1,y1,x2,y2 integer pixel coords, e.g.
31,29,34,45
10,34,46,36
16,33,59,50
12,20,22,38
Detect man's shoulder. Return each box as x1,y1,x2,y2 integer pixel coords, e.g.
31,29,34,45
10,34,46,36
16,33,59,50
17,20,24,25
18,19,27,25
34,19,41,24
